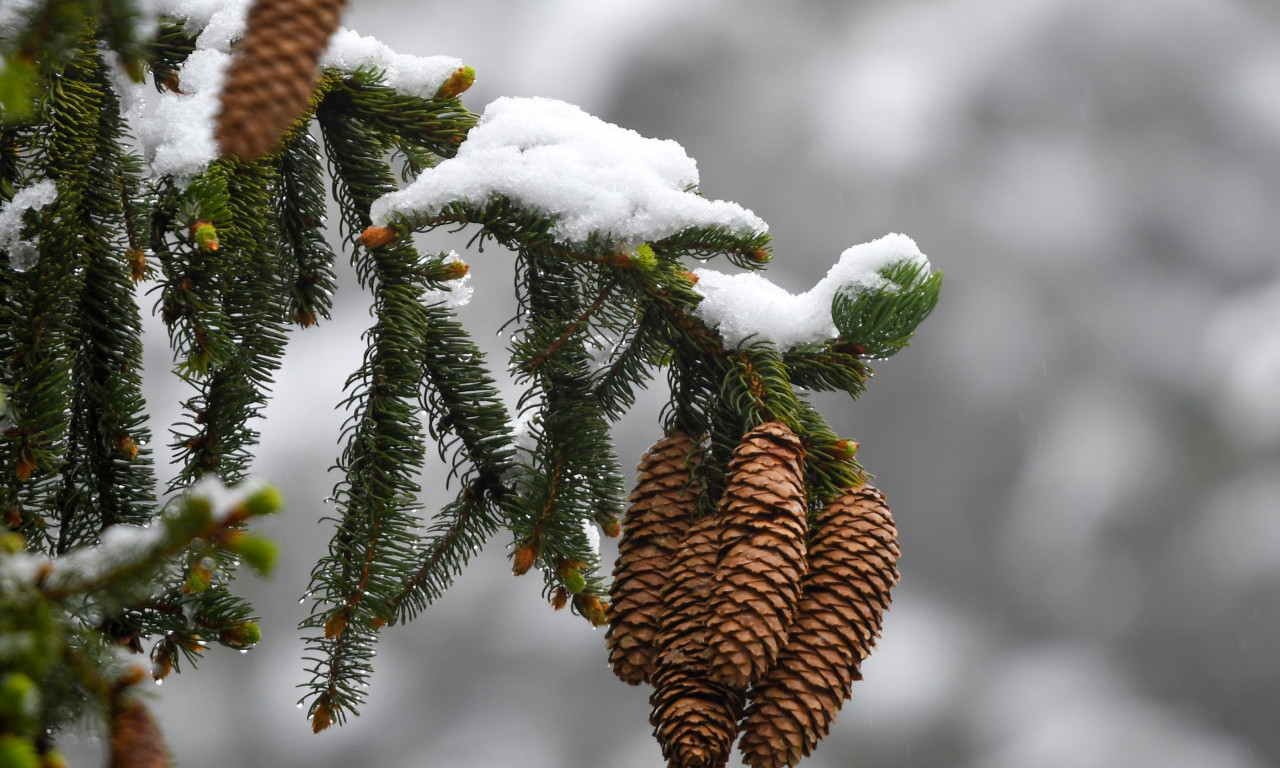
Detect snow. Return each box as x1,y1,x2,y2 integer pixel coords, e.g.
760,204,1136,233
581,518,600,558
0,179,56,242
0,477,266,592
150,0,250,42
691,233,931,349
321,28,463,99
137,0,253,181
45,523,166,589
133,10,461,182
0,179,57,271
139,47,232,180
421,251,473,308
369,96,767,245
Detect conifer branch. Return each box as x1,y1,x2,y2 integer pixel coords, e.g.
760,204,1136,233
1,10,940,759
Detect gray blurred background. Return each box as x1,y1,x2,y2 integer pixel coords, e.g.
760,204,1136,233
74,0,1280,765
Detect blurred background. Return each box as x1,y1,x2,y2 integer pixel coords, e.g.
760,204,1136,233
72,0,1280,765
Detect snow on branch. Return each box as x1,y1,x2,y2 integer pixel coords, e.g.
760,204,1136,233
691,233,933,349
370,96,768,245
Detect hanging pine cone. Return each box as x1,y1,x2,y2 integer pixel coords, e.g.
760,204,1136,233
649,514,743,768
705,421,808,690
607,433,700,685
738,485,900,768
109,697,171,768
216,0,349,161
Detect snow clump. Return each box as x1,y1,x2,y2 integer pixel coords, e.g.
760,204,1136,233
691,233,931,349
371,96,767,245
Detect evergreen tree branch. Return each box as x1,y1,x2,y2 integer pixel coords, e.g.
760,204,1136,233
301,98,435,729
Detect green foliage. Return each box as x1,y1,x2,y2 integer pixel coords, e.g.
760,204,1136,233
0,482,281,752
832,259,943,360
1,0,941,755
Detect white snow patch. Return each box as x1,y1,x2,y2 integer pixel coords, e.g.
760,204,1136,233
582,518,600,558
321,28,462,99
692,233,930,349
421,251,473,308
0,179,57,248
137,46,232,181
45,524,166,589
1,476,268,591
133,0,250,181
0,179,57,270
370,96,767,245
151,0,251,44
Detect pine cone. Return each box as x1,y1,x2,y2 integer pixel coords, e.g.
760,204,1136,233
607,433,700,685
739,485,900,768
705,421,808,689
109,697,171,768
216,0,349,161
649,514,743,768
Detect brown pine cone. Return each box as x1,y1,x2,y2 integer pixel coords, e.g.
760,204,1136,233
705,421,809,690
607,433,700,685
110,697,171,768
216,0,349,161
649,514,743,768
738,485,900,768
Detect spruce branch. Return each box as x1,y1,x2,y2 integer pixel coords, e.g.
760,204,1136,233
1,9,941,760
832,258,942,359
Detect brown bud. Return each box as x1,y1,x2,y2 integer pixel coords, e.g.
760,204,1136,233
435,65,476,99
128,249,149,283
440,260,470,280
15,454,36,482
825,439,859,459
551,586,568,610
359,225,398,250
576,594,607,626
311,698,333,734
324,611,348,640
512,540,538,576
151,641,175,682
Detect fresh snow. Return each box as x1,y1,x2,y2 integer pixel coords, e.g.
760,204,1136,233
691,233,931,349
136,0,253,180
0,179,57,271
136,9,460,181
0,477,265,591
139,47,233,180
0,179,57,247
321,28,463,99
370,96,768,245
421,251,474,308
582,518,601,558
